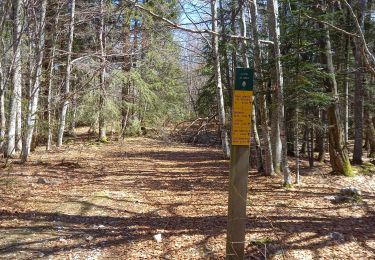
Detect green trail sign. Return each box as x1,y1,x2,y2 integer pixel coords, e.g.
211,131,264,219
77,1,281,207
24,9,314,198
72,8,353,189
234,68,253,91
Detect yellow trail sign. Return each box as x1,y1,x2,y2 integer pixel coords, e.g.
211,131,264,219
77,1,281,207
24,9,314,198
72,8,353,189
231,90,253,146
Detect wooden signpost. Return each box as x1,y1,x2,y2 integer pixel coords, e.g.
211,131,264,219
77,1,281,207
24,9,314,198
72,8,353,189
226,68,253,260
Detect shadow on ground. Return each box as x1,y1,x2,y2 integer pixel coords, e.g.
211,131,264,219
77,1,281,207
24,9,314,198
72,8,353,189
1,135,375,259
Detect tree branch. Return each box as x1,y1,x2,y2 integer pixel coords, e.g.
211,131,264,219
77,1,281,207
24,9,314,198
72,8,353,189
342,0,375,76
178,1,211,48
126,1,274,45
303,13,359,38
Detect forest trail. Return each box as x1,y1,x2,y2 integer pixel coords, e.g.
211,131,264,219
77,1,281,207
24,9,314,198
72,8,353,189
0,130,374,259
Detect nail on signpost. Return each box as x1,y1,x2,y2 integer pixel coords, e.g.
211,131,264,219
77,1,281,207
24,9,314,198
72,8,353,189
226,68,253,260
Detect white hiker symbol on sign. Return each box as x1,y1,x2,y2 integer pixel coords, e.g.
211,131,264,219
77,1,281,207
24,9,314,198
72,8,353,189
242,81,246,88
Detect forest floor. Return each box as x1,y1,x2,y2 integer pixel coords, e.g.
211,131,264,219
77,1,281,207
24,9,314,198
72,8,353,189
0,128,375,260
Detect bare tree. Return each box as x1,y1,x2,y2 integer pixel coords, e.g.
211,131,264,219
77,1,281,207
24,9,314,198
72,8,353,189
46,6,61,150
98,0,107,141
268,0,291,185
57,0,76,147
249,0,275,176
5,0,23,158
342,0,375,76
352,0,367,164
0,0,11,152
239,2,263,172
120,1,132,137
22,0,47,162
211,0,230,158
319,22,353,176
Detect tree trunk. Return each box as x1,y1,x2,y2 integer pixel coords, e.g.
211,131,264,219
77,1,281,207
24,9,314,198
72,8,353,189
57,0,75,147
230,0,237,92
344,35,350,144
70,84,77,136
0,84,4,153
352,0,367,164
368,114,375,158
316,110,326,162
121,7,131,138
6,0,23,157
320,24,353,176
364,78,375,157
219,0,231,94
98,0,107,141
271,98,282,172
0,35,5,153
132,20,140,123
295,102,300,184
308,127,314,167
0,0,8,153
46,12,60,150
211,0,230,158
268,0,291,185
240,2,263,172
15,81,22,152
300,127,308,155
267,2,282,174
22,0,47,162
249,0,275,176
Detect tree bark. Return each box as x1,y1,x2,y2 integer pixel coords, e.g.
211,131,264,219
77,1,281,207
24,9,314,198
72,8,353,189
316,110,326,162
46,6,60,150
344,35,350,144
230,0,237,92
364,77,375,157
364,107,375,157
98,0,107,141
211,0,230,158
0,0,9,153
240,2,263,172
22,0,47,162
57,0,75,147
308,127,314,167
0,35,5,152
121,5,131,137
219,0,231,94
70,84,77,136
268,0,291,185
15,79,22,152
249,0,275,176
295,102,300,184
271,95,282,172
0,81,4,153
368,115,375,158
320,23,353,176
352,0,367,164
6,0,23,157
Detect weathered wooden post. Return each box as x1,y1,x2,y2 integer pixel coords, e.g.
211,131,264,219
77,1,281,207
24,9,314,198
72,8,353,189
226,68,253,260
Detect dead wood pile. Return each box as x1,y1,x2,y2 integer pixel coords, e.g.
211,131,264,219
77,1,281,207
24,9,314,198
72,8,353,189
171,115,222,145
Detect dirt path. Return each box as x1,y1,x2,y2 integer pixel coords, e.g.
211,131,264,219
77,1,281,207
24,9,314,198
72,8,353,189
0,135,374,259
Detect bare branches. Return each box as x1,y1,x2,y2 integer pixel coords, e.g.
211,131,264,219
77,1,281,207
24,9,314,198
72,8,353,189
178,1,211,47
303,13,359,38
125,0,274,45
342,0,375,76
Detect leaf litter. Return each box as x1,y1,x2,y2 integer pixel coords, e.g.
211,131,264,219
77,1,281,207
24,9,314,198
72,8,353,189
0,132,374,259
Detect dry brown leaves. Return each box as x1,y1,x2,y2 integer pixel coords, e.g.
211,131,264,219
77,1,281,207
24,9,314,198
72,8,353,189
0,132,374,259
